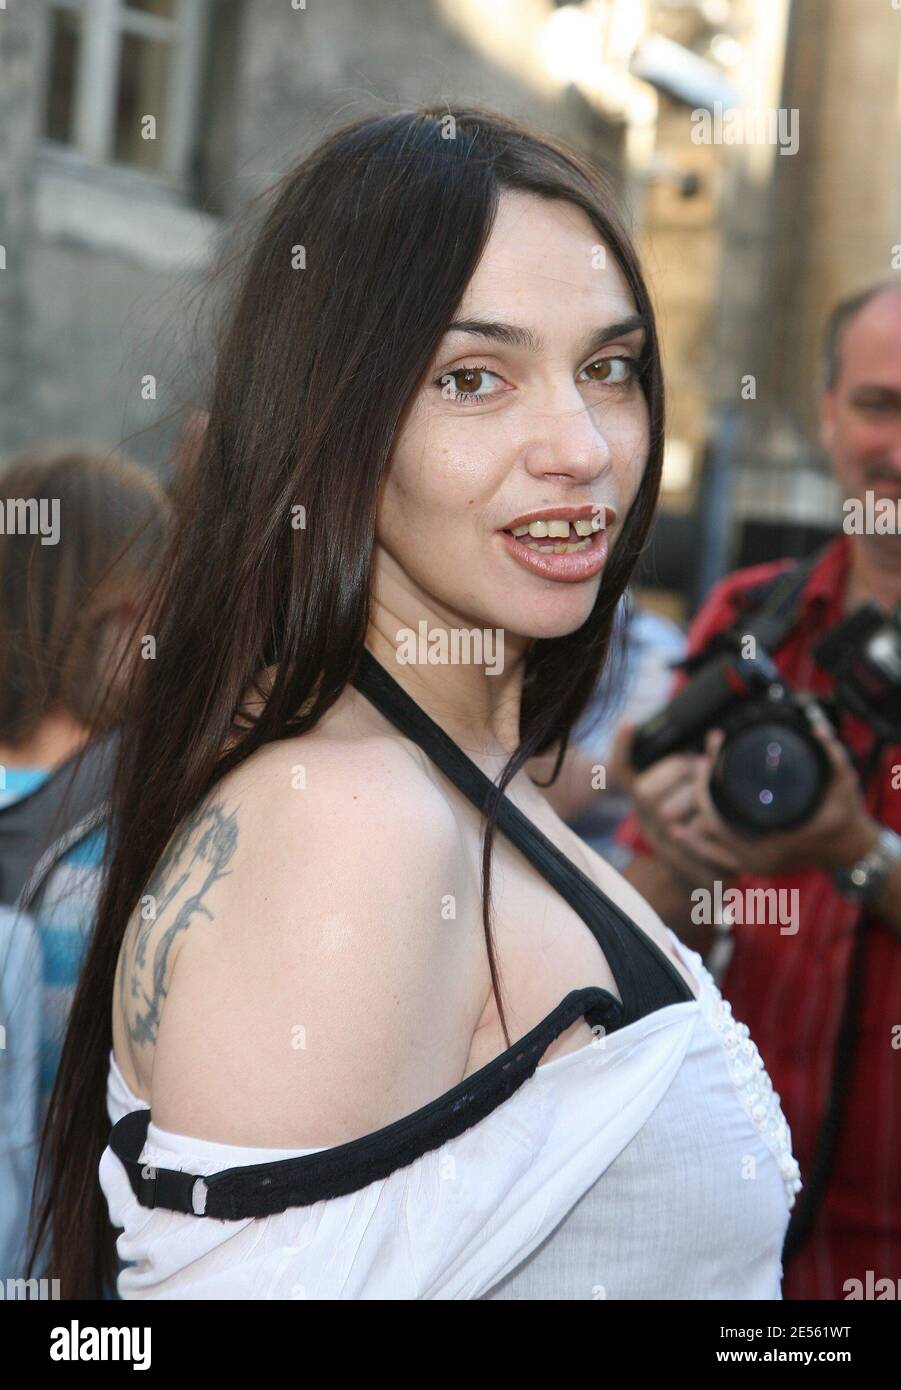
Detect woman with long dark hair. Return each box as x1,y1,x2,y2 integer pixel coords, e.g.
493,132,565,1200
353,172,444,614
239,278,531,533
27,106,801,1300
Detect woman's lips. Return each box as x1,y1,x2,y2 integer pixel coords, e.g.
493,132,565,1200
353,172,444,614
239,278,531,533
499,524,609,582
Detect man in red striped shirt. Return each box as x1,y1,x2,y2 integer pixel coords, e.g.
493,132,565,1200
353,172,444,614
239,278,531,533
619,282,901,1299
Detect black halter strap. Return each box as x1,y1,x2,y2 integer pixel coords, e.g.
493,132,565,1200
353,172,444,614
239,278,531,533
350,647,694,1022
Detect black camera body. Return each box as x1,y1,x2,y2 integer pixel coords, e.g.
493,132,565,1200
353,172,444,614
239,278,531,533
815,602,901,743
630,600,901,837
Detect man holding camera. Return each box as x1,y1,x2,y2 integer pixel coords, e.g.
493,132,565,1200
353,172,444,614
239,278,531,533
620,282,901,1300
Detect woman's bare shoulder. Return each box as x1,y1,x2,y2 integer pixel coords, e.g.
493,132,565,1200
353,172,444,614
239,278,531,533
125,721,484,1149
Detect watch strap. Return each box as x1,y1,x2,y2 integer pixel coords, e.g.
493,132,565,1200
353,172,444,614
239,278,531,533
834,827,901,902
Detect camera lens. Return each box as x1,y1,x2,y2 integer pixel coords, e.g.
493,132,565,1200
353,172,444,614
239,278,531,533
709,720,830,834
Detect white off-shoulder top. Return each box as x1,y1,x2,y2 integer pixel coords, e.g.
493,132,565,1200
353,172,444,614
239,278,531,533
101,935,801,1300
98,651,802,1300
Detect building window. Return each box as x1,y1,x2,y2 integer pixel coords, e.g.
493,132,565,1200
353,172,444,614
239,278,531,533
41,0,210,192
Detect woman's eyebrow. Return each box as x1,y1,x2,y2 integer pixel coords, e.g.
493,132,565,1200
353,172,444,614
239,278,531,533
442,314,648,357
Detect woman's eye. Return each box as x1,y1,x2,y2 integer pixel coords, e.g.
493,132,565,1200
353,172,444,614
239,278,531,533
436,365,502,404
579,356,635,385
435,355,637,405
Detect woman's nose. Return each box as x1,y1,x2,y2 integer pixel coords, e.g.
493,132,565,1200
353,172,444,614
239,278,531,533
521,394,612,483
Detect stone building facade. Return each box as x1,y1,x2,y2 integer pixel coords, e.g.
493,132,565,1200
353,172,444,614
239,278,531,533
0,0,621,475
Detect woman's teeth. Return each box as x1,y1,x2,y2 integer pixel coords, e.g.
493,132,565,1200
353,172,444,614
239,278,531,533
506,515,604,553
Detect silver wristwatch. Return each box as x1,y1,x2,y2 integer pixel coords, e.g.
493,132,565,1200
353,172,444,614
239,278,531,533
834,827,901,903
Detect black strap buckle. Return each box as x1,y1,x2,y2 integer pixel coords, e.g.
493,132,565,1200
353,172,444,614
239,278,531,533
110,1110,212,1216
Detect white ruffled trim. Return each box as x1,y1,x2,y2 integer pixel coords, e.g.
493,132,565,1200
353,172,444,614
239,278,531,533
693,954,803,1209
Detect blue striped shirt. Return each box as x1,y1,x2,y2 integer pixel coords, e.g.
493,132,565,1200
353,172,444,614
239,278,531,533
0,767,107,1284
0,768,107,1116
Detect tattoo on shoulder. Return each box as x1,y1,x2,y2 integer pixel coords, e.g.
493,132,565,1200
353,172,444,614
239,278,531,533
120,797,239,1066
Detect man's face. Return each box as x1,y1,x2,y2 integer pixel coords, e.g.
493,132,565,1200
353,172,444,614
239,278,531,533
820,291,901,543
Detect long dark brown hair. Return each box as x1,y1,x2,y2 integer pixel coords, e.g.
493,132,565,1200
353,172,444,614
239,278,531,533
27,104,665,1297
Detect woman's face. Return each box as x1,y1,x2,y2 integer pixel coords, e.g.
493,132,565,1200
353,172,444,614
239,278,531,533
375,190,651,648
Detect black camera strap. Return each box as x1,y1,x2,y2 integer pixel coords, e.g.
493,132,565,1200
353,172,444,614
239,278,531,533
733,551,823,652
676,549,822,677
734,553,817,650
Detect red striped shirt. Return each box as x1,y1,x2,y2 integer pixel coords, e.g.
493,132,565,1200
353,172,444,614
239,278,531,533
619,536,901,1299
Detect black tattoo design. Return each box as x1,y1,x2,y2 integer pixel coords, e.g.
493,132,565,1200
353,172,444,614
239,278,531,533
119,798,239,1073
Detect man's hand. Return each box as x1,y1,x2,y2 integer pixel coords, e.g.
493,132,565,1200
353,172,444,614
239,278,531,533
630,750,743,883
674,722,881,876
626,749,736,955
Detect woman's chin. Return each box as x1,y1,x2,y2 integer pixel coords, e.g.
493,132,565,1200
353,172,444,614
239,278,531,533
497,593,600,643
